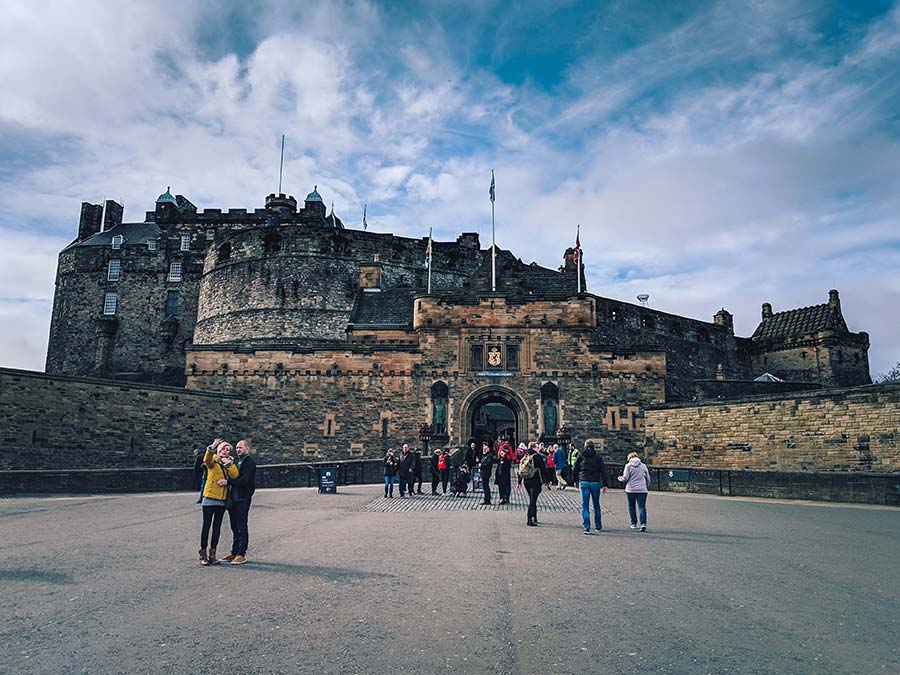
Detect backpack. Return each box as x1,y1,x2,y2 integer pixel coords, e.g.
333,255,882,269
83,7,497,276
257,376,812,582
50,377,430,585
518,453,538,480
515,446,526,461
438,455,447,470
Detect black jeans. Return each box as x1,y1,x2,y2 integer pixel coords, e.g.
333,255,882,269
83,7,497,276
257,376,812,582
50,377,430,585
200,505,226,549
414,472,423,493
524,481,542,522
497,478,511,501
482,476,492,503
400,474,415,495
228,497,252,556
440,469,450,493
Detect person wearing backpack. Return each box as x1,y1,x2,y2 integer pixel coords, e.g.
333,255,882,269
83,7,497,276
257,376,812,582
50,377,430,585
618,451,652,531
573,441,609,534
516,445,551,526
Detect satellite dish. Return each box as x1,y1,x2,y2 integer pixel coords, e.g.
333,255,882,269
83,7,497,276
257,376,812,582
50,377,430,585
637,294,649,307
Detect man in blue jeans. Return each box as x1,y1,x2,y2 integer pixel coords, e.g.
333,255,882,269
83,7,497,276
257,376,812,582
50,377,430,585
573,441,609,534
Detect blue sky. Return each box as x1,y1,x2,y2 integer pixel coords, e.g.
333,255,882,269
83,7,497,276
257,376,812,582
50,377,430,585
0,0,898,377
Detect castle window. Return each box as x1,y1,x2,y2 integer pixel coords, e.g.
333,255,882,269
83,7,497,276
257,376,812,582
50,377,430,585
168,262,182,282
107,259,121,282
507,346,519,371
165,291,179,317
206,229,215,240
611,310,620,322
147,239,158,252
641,315,655,330
381,418,389,438
264,232,283,253
218,242,231,262
103,291,118,315
111,235,123,250
671,321,682,335
180,234,191,251
471,345,484,370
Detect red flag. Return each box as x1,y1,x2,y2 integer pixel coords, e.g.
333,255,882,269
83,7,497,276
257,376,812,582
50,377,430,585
573,225,581,263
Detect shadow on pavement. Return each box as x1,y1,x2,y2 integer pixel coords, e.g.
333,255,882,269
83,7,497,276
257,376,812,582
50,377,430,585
0,569,74,585
245,561,395,581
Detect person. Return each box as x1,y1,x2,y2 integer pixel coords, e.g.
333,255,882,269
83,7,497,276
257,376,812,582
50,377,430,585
398,444,416,498
516,444,552,526
438,449,450,494
497,438,512,462
495,446,512,504
430,449,443,494
546,443,557,486
448,446,464,494
514,442,527,466
454,464,470,497
413,447,424,495
552,443,569,489
192,447,205,492
618,451,652,532
383,449,398,498
198,438,239,565
479,447,495,505
573,441,609,534
222,439,256,564
568,443,580,485
465,440,477,472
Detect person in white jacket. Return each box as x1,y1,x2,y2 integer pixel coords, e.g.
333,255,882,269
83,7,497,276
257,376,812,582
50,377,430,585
618,452,651,532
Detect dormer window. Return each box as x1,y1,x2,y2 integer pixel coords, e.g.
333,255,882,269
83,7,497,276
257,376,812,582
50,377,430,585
111,235,124,250
107,259,121,282
147,240,158,252
168,262,182,282
180,234,191,251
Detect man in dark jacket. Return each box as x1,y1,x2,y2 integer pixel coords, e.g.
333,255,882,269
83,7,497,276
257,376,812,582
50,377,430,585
494,447,512,504
479,450,495,505
224,439,257,564
517,446,552,526
398,444,416,498
573,441,609,534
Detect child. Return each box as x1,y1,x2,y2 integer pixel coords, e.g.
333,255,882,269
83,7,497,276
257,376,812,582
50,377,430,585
454,464,470,497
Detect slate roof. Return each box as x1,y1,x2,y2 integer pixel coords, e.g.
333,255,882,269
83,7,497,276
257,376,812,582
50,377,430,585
349,288,415,326
751,303,848,341
63,222,161,250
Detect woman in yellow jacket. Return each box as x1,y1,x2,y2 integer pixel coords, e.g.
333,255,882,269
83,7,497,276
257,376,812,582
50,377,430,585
199,438,239,565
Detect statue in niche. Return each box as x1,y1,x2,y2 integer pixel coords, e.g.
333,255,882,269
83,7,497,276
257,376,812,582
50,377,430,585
543,399,558,437
432,397,447,436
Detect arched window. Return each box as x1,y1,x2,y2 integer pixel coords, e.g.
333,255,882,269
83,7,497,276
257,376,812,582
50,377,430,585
431,381,449,437
218,242,231,262
540,382,559,438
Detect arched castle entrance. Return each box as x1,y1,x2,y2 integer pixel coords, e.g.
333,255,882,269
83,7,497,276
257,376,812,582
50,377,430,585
459,386,530,450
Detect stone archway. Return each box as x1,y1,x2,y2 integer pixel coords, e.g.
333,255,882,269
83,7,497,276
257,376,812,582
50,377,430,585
458,385,530,450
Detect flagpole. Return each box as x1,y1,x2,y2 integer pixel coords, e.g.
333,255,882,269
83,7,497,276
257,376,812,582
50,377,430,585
278,134,285,193
577,223,581,294
427,227,433,294
491,170,496,292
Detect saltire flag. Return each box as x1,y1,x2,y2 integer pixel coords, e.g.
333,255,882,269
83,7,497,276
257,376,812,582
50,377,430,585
489,170,495,203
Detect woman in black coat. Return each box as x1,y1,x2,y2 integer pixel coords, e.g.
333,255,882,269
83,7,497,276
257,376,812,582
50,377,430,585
494,447,512,504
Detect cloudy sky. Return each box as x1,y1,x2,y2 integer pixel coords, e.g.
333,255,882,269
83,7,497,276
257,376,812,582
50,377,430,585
1,0,898,378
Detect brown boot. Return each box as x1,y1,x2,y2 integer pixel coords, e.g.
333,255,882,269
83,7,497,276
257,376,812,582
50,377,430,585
208,548,220,565
199,548,209,565
221,553,237,562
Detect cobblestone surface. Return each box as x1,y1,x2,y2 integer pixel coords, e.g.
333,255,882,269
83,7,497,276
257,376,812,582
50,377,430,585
362,485,612,514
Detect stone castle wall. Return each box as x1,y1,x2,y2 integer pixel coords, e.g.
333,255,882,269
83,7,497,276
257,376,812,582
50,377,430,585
0,368,247,470
644,383,900,472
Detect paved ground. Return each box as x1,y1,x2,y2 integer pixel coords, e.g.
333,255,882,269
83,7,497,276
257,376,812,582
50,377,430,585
0,485,897,674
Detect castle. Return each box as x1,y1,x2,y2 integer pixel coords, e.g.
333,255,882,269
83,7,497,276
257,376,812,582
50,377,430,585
44,186,872,460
